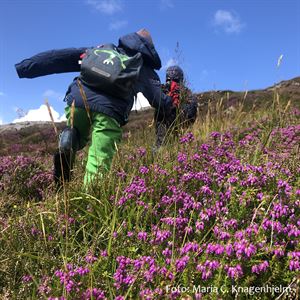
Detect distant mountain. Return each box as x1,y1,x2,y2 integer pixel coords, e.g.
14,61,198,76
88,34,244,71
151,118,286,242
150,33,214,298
0,77,299,156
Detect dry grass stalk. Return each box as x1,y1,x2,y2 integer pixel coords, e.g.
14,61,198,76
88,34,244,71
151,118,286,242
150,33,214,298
45,99,58,136
77,79,92,125
70,100,75,129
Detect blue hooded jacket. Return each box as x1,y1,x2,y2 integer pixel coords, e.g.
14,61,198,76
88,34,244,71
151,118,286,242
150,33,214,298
15,32,173,126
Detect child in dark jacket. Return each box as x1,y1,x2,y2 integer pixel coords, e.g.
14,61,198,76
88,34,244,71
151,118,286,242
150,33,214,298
15,29,174,186
154,65,198,149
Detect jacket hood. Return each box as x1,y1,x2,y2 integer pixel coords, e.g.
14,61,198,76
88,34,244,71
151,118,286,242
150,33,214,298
118,32,162,70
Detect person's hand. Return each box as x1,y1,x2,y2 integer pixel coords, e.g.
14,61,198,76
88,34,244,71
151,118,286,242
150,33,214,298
169,81,180,107
182,101,198,122
164,96,177,118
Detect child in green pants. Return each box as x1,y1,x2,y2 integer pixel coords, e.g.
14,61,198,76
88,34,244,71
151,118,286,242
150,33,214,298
16,29,174,186
64,106,122,185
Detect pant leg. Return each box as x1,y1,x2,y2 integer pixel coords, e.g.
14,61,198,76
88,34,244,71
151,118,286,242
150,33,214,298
65,106,91,150
84,112,122,185
54,106,91,184
155,120,168,149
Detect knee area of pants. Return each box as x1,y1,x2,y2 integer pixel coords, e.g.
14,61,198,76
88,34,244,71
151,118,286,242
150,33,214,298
59,127,80,152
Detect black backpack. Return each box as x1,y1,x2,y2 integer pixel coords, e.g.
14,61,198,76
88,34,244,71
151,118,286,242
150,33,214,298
80,44,143,98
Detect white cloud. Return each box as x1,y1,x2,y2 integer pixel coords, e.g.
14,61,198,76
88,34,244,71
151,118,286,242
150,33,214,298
109,20,128,31
132,93,151,110
200,70,209,80
59,114,67,122
160,0,174,9
277,54,284,68
0,117,3,125
87,0,122,15
213,10,245,34
42,89,64,101
162,58,178,70
12,104,64,123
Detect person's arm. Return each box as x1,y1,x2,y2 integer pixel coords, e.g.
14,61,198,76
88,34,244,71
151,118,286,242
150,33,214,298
15,47,88,78
183,94,198,121
135,66,174,114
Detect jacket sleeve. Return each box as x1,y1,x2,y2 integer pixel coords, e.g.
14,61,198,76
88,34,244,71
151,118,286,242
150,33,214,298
135,66,173,114
182,94,198,121
15,47,88,78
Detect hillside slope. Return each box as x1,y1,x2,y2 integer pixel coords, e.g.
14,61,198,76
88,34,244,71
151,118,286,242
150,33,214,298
0,76,299,156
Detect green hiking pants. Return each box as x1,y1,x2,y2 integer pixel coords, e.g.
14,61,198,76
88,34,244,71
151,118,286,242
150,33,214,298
65,106,122,185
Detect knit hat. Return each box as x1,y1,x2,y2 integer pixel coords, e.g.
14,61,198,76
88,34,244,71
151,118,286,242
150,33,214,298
166,65,184,83
136,28,153,45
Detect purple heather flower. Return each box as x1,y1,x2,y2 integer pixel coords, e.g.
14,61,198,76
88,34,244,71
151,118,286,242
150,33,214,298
228,176,238,184
289,260,300,271
180,242,199,255
210,131,221,139
257,192,264,200
288,251,300,259
85,252,98,264
252,261,269,274
100,250,108,257
31,227,40,236
179,132,194,144
137,147,146,157
37,276,51,296
22,275,32,283
200,143,210,152
117,170,127,178
225,244,234,256
151,229,171,244
82,288,106,300
139,166,149,174
184,226,193,235
225,264,243,279
137,231,148,241
244,244,257,258
200,185,213,195
195,293,203,300
197,259,220,280
162,248,172,257
177,152,187,163
223,219,238,230
175,255,189,272
273,247,285,257
192,153,201,161
196,221,204,231
277,179,292,198
206,243,224,255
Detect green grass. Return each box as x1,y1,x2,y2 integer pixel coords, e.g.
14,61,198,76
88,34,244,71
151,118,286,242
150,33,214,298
0,92,299,299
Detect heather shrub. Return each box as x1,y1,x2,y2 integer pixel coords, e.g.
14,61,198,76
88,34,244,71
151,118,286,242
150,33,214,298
0,155,53,200
0,97,299,299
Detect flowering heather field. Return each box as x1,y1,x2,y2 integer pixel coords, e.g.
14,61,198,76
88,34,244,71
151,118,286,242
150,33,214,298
0,99,299,299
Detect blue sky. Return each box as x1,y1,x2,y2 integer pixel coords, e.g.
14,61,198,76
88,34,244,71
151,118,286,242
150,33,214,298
0,0,299,124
